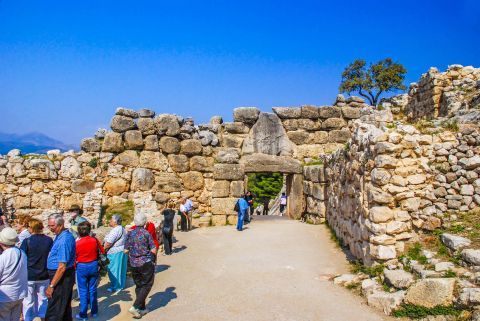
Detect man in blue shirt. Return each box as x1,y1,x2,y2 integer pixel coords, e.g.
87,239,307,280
236,195,250,232
45,213,76,321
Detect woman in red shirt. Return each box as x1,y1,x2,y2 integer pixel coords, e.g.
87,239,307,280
75,221,104,321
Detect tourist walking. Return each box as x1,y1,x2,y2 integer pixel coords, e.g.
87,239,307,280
184,197,194,230
262,198,270,215
235,195,250,231
0,227,28,321
162,201,176,255
131,220,159,262
103,214,127,293
179,199,188,232
75,221,104,320
45,213,76,321
20,218,53,321
125,213,157,319
279,193,287,216
16,214,31,247
244,192,254,223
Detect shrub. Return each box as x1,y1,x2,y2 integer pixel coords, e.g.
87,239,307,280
88,157,99,168
101,201,134,227
392,304,461,319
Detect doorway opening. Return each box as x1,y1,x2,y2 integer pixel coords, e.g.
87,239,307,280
246,172,284,216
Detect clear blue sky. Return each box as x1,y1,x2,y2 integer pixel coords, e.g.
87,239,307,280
1,0,479,146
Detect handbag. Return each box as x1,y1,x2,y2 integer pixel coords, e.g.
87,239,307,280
96,238,110,271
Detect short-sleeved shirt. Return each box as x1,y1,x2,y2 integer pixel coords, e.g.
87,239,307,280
280,196,287,205
104,225,126,254
0,247,28,302
125,227,155,268
17,229,31,248
184,199,193,211
47,229,76,270
76,236,104,263
20,234,53,281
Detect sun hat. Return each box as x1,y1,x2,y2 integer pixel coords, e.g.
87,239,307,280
0,227,19,246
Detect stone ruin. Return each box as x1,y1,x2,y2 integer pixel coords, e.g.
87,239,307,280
1,64,480,267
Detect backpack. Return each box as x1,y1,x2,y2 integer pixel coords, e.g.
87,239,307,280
234,200,240,212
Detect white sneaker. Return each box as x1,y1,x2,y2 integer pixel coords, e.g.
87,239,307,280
128,306,142,319
139,308,150,316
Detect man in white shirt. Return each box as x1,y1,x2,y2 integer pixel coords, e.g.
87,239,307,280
0,227,28,321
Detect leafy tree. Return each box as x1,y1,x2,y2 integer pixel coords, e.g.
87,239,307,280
247,173,283,207
339,58,406,106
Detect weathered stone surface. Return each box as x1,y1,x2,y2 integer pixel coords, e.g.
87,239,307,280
113,150,139,167
180,139,203,156
300,106,319,119
138,108,155,118
102,132,124,153
369,206,394,223
154,114,180,136
211,198,237,215
441,233,472,251
367,290,405,315
213,164,244,180
287,131,310,145
180,171,204,190
71,180,95,194
233,107,260,124
241,153,302,174
110,115,136,132
212,181,230,198
458,288,480,306
81,138,101,152
104,177,129,196
405,279,455,308
124,130,144,150
368,187,394,205
223,122,249,134
321,118,347,130
341,106,361,119
154,192,169,203
371,168,391,186
137,118,156,135
131,168,155,191
383,269,414,289
144,135,159,151
167,154,189,172
59,157,81,178
242,113,294,156
272,107,301,119
328,130,351,143
308,131,328,144
318,107,341,119
198,131,218,146
115,107,138,118
375,155,397,168
221,134,244,148
462,249,480,265
459,155,480,170
31,193,55,209
370,245,396,260
139,151,169,171
215,148,240,164
159,137,180,154
155,173,182,192
190,156,213,172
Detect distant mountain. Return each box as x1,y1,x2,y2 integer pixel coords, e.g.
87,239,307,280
0,132,77,155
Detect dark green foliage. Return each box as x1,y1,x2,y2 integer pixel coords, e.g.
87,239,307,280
88,157,99,168
247,173,283,207
339,58,406,106
406,242,428,264
350,261,384,277
443,269,457,278
100,201,134,227
392,304,461,319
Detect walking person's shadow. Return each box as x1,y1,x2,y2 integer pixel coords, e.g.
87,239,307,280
148,286,177,311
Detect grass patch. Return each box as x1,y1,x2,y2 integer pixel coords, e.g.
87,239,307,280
444,269,457,278
350,261,384,277
405,242,428,264
101,201,134,227
413,119,435,134
439,119,459,132
304,158,323,166
325,221,344,248
392,304,461,319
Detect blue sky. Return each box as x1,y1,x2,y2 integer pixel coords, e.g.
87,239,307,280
1,0,479,146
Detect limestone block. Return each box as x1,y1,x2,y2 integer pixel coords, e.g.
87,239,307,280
215,148,240,164
180,171,204,190
405,279,455,308
102,132,124,153
272,107,301,119
137,118,156,135
116,107,138,118
159,137,180,154
212,181,230,198
458,288,480,306
328,130,351,143
138,108,155,118
240,154,302,174
368,187,394,205
71,179,96,194
155,173,183,192
407,174,427,185
154,114,180,136
308,131,328,144
318,106,341,119
300,105,319,119
375,142,401,154
110,115,137,133
321,118,347,130
341,106,361,119
384,269,414,289
81,138,101,152
233,107,260,124
211,214,227,226
211,198,237,215
213,164,245,180
180,139,203,156
31,193,56,209
371,168,392,186
370,244,396,260
227,215,238,225
59,157,82,179
167,154,189,173
369,206,394,223
221,134,244,148
374,155,397,169
223,122,250,134
462,249,480,265
139,151,169,171
113,150,139,167
441,233,472,251
131,168,155,191
400,197,421,211
124,130,144,150
144,135,159,151
15,196,31,209
230,181,244,197
297,119,321,131
190,156,214,172
104,177,129,196
287,130,310,145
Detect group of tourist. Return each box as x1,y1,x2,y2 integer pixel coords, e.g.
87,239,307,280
0,197,192,321
235,191,288,231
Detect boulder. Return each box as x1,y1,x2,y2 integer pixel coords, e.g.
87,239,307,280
71,180,95,194
441,233,472,251
131,168,155,191
213,164,245,180
198,130,219,146
215,148,240,164
272,107,301,119
110,115,136,132
405,279,455,308
287,131,310,145
154,114,180,136
102,132,124,153
190,156,213,172
321,117,347,130
137,118,157,135
115,107,138,118
167,154,189,172
318,106,341,119
242,113,294,156
328,130,351,143
124,130,144,150
59,157,82,179
369,206,394,223
180,139,203,156
458,288,480,306
366,290,405,315
383,269,414,289
233,107,261,124
104,177,129,196
155,173,182,192
144,135,159,151
81,138,101,152
300,105,319,119
241,153,302,174
138,151,168,171
223,122,249,134
341,106,361,119
210,115,223,124
113,150,139,167
138,108,155,118
462,249,480,265
180,171,204,190
159,137,180,154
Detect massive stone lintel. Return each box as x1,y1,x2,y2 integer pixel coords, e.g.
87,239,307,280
241,153,302,174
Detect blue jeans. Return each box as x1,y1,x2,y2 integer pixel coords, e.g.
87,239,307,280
76,261,99,318
237,210,246,231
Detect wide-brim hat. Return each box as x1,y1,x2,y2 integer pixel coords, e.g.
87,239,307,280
0,227,19,246
68,204,83,214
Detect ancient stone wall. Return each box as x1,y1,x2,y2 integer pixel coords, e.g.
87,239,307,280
302,164,326,224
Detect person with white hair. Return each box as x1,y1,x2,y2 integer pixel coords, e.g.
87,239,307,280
0,227,28,321
103,214,127,293
124,212,157,319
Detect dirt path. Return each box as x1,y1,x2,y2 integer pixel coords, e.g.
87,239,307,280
81,216,392,321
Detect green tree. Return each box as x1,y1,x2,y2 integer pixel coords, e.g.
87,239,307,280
247,173,283,207
339,58,406,106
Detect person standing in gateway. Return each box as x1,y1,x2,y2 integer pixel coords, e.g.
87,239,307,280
280,193,287,216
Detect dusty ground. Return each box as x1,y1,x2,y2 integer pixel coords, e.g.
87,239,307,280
73,216,393,321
